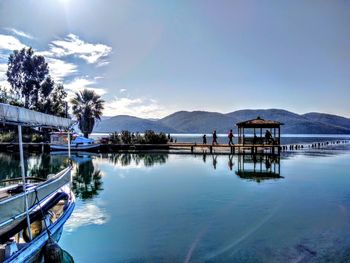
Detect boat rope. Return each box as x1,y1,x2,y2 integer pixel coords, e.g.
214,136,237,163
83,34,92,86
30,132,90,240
34,189,52,239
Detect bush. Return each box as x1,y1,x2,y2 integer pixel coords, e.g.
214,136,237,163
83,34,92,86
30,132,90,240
0,131,15,142
133,132,145,144
120,130,132,144
109,132,121,144
31,133,44,143
108,130,168,144
143,130,168,144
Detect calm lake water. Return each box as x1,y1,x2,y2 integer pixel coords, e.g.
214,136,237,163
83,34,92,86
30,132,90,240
1,144,350,262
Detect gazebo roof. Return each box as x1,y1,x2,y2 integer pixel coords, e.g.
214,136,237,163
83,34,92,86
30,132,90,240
236,116,283,128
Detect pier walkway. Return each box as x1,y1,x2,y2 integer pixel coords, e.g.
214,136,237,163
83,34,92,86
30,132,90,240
0,139,348,155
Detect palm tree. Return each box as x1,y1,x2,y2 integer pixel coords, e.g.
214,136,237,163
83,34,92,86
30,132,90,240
70,89,104,138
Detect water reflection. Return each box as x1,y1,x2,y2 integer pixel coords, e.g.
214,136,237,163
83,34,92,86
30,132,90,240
72,153,103,200
102,153,168,167
0,152,68,183
228,155,234,171
236,154,282,182
27,153,69,179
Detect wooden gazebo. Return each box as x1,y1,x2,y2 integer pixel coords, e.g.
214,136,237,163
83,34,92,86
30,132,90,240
236,117,283,145
236,154,282,182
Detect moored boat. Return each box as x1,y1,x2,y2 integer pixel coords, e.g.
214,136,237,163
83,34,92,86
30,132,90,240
0,173,75,263
0,103,75,262
50,133,100,151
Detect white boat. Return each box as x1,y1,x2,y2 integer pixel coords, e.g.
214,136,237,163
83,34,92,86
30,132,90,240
50,133,100,151
0,170,75,263
0,103,75,262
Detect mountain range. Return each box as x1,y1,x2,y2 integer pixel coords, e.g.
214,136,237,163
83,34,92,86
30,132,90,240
93,109,350,134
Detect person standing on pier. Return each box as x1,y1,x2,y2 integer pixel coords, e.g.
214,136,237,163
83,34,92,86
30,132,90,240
228,129,234,145
212,130,218,145
203,134,207,144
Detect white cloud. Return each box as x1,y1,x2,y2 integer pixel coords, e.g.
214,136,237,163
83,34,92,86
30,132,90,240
5,28,33,39
0,32,110,96
103,97,169,118
0,63,10,90
0,52,8,60
0,63,7,76
96,60,110,67
0,34,27,50
65,77,107,99
46,57,77,82
47,33,112,64
119,88,127,93
64,203,109,232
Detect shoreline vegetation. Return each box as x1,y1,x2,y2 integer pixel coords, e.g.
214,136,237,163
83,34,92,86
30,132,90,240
0,132,349,155
0,129,169,144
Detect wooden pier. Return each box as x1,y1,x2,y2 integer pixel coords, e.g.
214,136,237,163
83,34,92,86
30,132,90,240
0,139,348,154
168,143,281,154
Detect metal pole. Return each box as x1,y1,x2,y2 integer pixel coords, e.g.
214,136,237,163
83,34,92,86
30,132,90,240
18,125,32,241
67,130,71,158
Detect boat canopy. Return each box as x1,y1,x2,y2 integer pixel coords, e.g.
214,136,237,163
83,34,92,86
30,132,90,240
0,103,74,128
72,136,94,144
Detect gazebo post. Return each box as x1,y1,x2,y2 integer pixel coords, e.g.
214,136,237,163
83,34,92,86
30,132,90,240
278,127,281,144
243,127,245,145
238,127,240,144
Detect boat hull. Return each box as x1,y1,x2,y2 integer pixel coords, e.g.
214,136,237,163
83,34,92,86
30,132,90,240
4,190,75,263
50,143,100,151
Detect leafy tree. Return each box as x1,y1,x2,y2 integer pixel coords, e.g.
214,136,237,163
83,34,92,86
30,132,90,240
70,89,104,138
49,84,68,117
0,86,23,106
6,48,68,117
0,87,10,104
6,48,50,109
36,83,67,117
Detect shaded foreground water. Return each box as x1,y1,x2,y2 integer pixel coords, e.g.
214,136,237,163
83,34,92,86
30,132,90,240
1,145,350,262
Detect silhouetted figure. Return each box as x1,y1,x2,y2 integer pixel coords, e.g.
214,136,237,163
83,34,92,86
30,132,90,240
167,133,171,141
202,153,207,163
265,158,271,170
203,134,207,144
212,130,218,145
253,133,258,144
265,130,273,144
228,129,234,145
212,155,217,170
252,154,257,163
228,155,234,171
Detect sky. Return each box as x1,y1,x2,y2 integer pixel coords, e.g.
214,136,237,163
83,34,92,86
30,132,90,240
0,0,349,118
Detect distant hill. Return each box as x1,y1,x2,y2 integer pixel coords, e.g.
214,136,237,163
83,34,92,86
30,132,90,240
94,115,178,133
303,112,350,130
226,109,350,134
93,109,350,134
159,111,233,133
